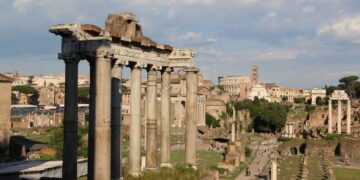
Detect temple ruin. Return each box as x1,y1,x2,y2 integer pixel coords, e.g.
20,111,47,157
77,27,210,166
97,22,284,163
49,12,199,179
328,90,351,134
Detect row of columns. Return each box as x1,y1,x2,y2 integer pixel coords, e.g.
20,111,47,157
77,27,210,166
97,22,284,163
328,99,351,135
284,122,295,138
61,54,199,179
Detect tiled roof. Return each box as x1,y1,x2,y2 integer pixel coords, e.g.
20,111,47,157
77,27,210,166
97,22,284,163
0,73,12,83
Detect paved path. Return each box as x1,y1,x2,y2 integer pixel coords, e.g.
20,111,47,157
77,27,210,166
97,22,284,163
236,139,277,180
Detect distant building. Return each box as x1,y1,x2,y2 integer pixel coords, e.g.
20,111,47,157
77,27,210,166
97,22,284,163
247,84,271,101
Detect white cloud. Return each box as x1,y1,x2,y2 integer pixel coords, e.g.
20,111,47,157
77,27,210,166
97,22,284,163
254,48,298,61
206,38,217,44
12,0,33,13
171,32,202,42
317,15,360,44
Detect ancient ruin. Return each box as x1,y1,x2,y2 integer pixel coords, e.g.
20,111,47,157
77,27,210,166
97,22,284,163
49,12,199,179
328,90,351,134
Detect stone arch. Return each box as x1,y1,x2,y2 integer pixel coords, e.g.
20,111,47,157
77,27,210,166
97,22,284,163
290,146,298,155
300,143,307,154
335,143,341,156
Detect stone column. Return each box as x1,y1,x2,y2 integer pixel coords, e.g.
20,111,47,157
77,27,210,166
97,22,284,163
87,60,96,180
62,58,79,179
285,124,289,137
347,100,351,135
337,100,342,134
271,159,277,180
160,67,172,167
328,99,332,134
231,106,235,142
129,64,142,176
185,67,199,166
111,63,122,179
289,123,293,137
94,55,112,180
146,67,158,169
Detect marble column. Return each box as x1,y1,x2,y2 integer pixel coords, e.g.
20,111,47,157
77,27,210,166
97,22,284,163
185,67,199,166
328,99,332,134
289,123,293,137
129,64,142,176
146,67,158,169
160,67,172,167
87,60,96,180
285,124,289,137
337,100,342,134
94,56,112,180
62,58,79,179
111,63,122,179
347,100,351,135
271,159,277,180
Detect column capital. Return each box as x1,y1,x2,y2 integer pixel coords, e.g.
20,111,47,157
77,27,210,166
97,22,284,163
147,65,161,72
161,67,173,73
59,53,80,64
184,67,199,73
129,62,146,69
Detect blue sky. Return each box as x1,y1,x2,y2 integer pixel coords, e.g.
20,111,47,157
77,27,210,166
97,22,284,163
1,0,360,88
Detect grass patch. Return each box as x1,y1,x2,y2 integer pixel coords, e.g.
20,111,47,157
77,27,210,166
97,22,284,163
278,156,300,180
334,167,360,180
307,155,323,180
169,149,222,168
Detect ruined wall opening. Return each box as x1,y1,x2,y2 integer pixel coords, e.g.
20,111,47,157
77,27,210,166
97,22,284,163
290,146,298,155
335,143,341,156
300,143,306,154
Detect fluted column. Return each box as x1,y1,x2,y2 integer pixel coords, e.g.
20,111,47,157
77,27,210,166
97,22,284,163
129,64,142,176
328,99,332,134
160,67,172,167
347,100,351,135
146,67,158,169
62,57,79,179
94,55,112,180
338,100,342,134
185,67,199,166
111,63,122,179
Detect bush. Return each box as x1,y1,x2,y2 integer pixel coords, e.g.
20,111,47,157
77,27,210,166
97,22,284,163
245,147,252,157
206,113,220,128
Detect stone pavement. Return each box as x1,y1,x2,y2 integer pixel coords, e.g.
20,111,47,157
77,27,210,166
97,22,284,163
236,139,277,180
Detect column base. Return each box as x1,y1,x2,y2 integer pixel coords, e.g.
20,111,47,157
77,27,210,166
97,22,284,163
145,167,159,171
129,172,142,177
160,163,173,168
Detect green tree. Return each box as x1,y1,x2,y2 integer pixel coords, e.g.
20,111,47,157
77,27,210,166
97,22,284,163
339,75,359,99
49,124,88,160
235,100,288,133
205,113,220,128
316,97,325,106
78,87,89,103
11,93,18,104
12,85,39,105
294,97,305,104
281,96,288,102
27,76,34,85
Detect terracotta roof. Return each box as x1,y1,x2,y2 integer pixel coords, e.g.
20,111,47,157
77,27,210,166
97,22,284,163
0,73,12,83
